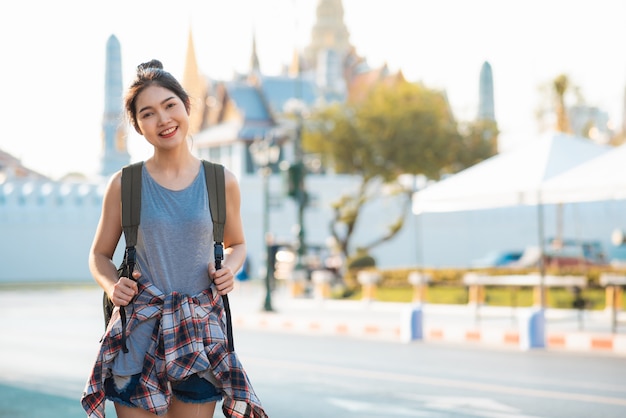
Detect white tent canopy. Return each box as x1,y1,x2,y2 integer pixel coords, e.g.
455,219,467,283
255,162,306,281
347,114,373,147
412,132,611,214
541,143,626,204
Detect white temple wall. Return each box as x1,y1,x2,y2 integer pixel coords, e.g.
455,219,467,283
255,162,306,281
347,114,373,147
0,180,105,282
4,173,626,283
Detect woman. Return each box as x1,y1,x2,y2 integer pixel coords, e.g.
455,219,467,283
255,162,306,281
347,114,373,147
81,60,267,418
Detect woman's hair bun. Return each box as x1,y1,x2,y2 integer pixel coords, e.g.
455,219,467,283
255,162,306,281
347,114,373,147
137,59,164,73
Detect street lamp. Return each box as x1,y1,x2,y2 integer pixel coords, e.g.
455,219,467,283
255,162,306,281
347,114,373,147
250,133,281,311
284,99,308,285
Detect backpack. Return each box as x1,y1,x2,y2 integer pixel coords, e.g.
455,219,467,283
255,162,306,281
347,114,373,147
102,160,235,352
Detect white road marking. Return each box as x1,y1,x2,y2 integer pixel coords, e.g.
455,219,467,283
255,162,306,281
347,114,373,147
328,397,437,416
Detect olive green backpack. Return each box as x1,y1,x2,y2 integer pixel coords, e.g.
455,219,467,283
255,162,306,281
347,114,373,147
103,160,235,352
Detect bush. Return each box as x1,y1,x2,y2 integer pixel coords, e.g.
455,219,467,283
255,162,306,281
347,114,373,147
335,265,615,309
346,250,376,270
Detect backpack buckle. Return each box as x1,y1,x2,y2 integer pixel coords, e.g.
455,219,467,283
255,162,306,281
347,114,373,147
214,243,224,269
124,246,136,280
124,246,136,263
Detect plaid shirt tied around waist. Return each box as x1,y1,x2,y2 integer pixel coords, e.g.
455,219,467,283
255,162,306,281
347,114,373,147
81,282,267,418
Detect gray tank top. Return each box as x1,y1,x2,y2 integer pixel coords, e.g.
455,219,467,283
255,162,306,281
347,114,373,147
112,163,215,375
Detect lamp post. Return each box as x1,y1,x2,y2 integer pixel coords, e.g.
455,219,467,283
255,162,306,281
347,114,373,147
284,100,308,285
250,133,281,311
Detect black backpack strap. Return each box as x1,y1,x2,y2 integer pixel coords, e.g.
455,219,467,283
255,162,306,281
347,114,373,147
202,160,234,352
121,162,143,248
118,161,143,353
203,160,226,243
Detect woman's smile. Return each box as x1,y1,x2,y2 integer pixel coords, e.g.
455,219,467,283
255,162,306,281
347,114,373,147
160,126,178,138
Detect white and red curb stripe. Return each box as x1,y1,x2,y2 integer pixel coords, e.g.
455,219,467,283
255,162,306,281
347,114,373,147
233,312,626,356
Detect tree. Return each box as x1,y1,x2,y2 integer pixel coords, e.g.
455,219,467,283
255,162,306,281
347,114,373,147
303,80,468,264
536,73,583,134
455,119,499,170
553,74,572,133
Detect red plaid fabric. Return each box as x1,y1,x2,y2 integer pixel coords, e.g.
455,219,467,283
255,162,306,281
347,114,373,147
81,282,267,418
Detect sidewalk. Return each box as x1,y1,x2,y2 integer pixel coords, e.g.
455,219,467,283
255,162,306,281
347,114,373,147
230,281,626,355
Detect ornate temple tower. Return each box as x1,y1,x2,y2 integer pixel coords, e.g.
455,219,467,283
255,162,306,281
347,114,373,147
100,35,130,177
303,0,352,101
478,61,495,121
303,0,351,69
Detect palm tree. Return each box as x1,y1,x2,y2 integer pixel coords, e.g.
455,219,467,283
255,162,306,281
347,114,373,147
553,74,572,133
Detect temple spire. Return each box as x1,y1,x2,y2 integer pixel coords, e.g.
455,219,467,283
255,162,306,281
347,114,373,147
182,26,208,136
478,61,495,121
246,28,262,86
100,34,130,177
250,27,261,75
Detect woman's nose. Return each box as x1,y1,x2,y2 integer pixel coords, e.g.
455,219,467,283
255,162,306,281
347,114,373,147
156,110,171,125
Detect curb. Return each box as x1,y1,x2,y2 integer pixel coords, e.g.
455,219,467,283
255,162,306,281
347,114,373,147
423,325,626,355
234,313,402,341
232,311,626,356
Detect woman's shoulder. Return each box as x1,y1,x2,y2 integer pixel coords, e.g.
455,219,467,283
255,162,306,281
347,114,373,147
104,169,123,196
223,167,241,193
223,166,237,182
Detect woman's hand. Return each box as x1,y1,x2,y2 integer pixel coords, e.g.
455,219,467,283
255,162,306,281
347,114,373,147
110,271,140,306
208,262,235,295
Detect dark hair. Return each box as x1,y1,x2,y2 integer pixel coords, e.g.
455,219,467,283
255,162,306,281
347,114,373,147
124,59,191,134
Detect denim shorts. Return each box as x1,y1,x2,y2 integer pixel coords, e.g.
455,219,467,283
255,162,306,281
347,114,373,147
105,373,223,407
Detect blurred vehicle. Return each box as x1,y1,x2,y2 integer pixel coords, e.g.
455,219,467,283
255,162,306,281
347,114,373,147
510,238,608,268
608,245,626,268
607,230,626,267
273,246,297,280
470,250,523,268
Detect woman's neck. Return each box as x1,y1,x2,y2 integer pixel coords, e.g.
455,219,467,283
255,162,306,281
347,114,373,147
145,150,200,191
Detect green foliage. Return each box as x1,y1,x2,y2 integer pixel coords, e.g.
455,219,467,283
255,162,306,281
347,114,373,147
342,279,607,309
376,265,625,287
346,249,377,270
302,79,504,264
303,80,467,262
303,82,462,181
455,119,499,170
336,265,620,309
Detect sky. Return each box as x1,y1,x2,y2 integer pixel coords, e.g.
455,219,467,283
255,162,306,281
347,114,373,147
2,0,626,180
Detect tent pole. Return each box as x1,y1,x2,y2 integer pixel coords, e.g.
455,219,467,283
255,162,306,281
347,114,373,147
537,191,546,308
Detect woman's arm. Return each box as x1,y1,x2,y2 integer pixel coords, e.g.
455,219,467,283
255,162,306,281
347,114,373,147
211,168,246,295
89,171,138,306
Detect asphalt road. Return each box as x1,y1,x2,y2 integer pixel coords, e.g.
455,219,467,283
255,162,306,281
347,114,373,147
3,330,624,418
1,287,624,417
226,330,626,418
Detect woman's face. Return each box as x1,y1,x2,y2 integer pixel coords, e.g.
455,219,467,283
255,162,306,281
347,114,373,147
134,85,190,150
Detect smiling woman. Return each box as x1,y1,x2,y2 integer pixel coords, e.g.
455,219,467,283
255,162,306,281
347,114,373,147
81,59,267,418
